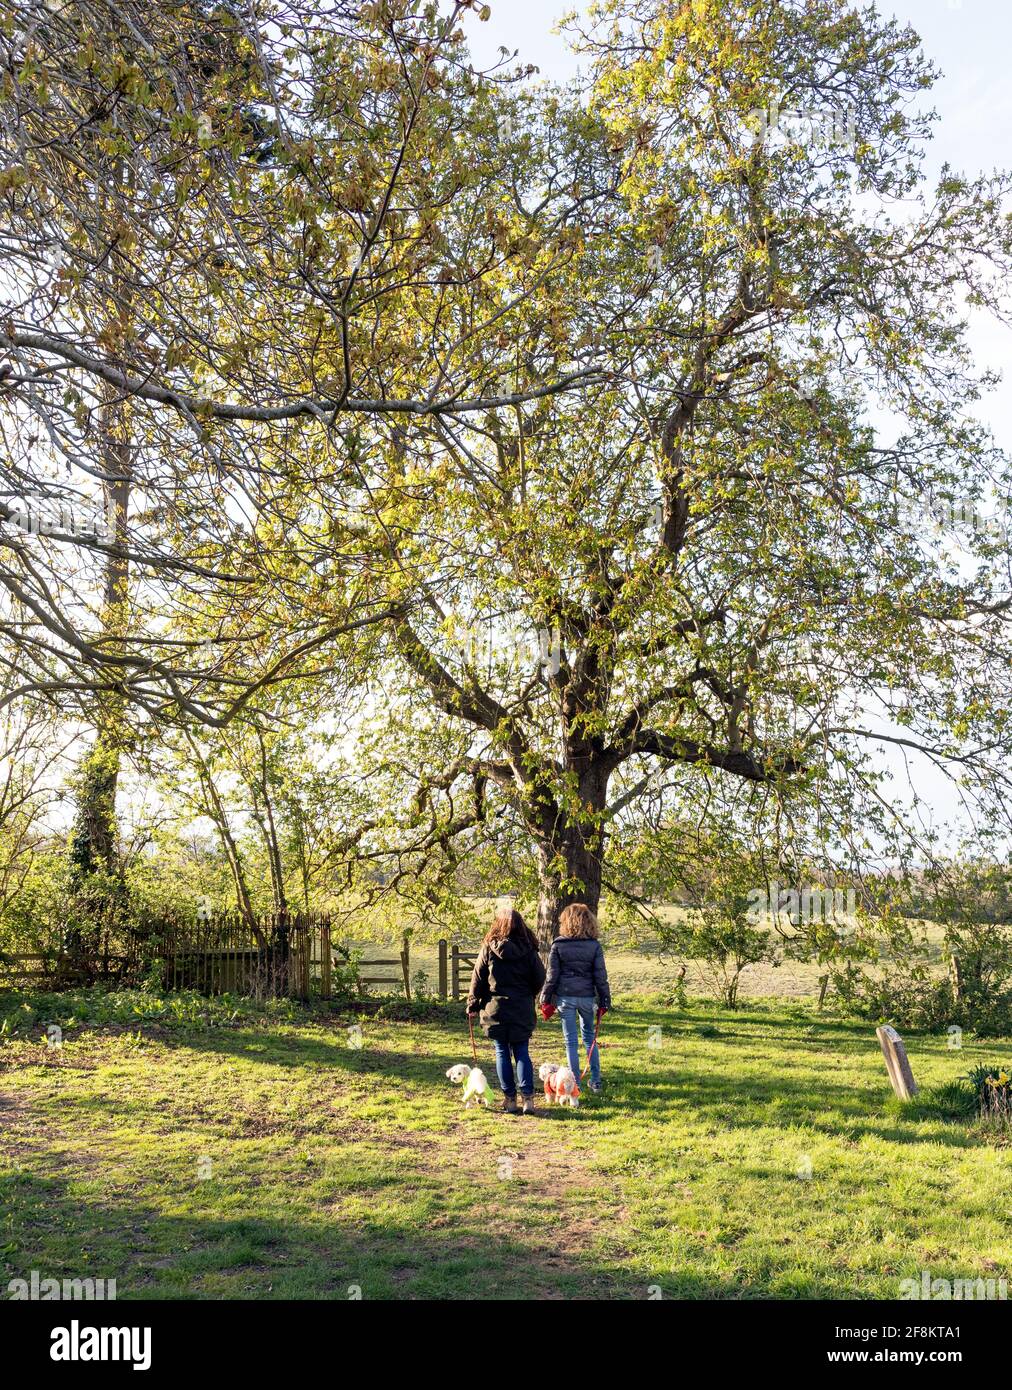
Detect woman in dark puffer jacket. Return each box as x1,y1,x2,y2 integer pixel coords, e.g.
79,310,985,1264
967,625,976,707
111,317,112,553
466,908,546,1115
541,903,611,1092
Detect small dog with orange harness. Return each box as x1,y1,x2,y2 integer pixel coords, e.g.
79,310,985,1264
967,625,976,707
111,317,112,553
538,1061,581,1108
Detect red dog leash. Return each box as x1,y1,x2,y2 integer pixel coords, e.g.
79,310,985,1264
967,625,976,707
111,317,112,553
541,1002,605,1081
581,1007,604,1081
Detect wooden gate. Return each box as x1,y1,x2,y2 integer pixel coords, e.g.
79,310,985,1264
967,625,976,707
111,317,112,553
356,936,411,999
437,941,478,1002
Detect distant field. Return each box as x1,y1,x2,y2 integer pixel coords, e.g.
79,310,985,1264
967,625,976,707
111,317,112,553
352,903,949,1004
355,939,828,1002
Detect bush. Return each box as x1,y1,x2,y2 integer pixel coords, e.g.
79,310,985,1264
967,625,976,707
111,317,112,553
368,996,458,1023
945,920,1012,1036
840,968,953,1032
842,971,1012,1038
0,983,302,1037
965,1063,1012,1127
328,942,361,1005
654,843,779,1009
668,908,776,1009
830,911,1012,1037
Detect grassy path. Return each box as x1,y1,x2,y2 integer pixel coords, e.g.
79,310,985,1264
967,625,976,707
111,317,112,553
1,991,1010,1299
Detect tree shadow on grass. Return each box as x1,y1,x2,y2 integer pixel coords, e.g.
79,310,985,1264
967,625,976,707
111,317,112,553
150,1021,462,1083
611,1013,886,1051
0,1168,596,1301
15,1004,982,1178
583,1066,981,1150
138,1009,979,1152
148,1016,576,1104
0,1166,862,1301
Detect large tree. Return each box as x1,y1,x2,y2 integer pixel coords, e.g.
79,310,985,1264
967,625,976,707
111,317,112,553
4,0,1012,953
332,0,1012,945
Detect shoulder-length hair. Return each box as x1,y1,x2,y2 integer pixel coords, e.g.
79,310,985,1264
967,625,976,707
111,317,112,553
485,908,539,952
558,903,599,940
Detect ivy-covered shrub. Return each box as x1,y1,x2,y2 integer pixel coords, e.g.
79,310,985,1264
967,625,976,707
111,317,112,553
830,913,1012,1037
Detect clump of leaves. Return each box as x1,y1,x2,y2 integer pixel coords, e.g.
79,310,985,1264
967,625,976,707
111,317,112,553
965,1064,1012,1126
921,1078,977,1121
0,984,298,1038
660,967,689,1010
369,997,457,1024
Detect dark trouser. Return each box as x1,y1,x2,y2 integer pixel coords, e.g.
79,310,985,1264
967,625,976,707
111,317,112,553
492,1038,534,1097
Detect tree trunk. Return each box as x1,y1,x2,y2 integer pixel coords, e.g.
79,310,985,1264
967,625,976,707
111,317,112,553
531,760,609,954
535,849,563,955
66,392,131,959
183,732,264,945
255,732,287,915
534,825,605,956
67,142,134,947
67,745,119,876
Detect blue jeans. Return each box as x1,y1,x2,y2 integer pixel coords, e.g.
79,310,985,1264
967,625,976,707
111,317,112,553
558,996,601,1084
492,1039,534,1097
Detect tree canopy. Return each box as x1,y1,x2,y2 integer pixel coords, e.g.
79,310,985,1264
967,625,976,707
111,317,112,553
2,0,1012,945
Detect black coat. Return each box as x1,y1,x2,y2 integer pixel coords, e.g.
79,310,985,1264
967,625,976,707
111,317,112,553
542,937,611,1010
466,937,547,1044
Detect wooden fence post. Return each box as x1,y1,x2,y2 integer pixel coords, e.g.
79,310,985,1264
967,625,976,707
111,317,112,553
401,933,411,1001
451,944,459,1002
877,1024,918,1100
437,940,448,1000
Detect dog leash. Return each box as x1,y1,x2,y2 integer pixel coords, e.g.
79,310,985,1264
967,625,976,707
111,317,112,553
580,1007,604,1081
467,1011,479,1066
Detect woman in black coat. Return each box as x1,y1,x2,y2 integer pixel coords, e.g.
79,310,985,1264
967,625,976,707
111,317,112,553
466,908,546,1114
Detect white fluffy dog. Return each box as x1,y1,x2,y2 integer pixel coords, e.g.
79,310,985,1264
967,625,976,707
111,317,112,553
446,1063,495,1108
554,1066,581,1107
539,1061,560,1104
539,1062,580,1108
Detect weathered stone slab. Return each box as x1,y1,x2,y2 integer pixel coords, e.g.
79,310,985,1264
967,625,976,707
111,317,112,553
877,1024,918,1100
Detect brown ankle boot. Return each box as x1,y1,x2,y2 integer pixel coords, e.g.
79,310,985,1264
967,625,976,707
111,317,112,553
501,1094,518,1114
521,1094,537,1115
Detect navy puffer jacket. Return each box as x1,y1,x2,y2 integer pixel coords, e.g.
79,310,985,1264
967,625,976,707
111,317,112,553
542,937,611,1010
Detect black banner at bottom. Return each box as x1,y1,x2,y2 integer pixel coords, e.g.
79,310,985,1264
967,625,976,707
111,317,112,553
0,1298,994,1378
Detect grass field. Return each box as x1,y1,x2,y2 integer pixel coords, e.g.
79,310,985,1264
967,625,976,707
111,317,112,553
2,986,1010,1300
377,901,951,1004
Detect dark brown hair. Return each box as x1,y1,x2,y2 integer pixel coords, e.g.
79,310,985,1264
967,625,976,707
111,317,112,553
558,903,599,940
485,907,539,952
